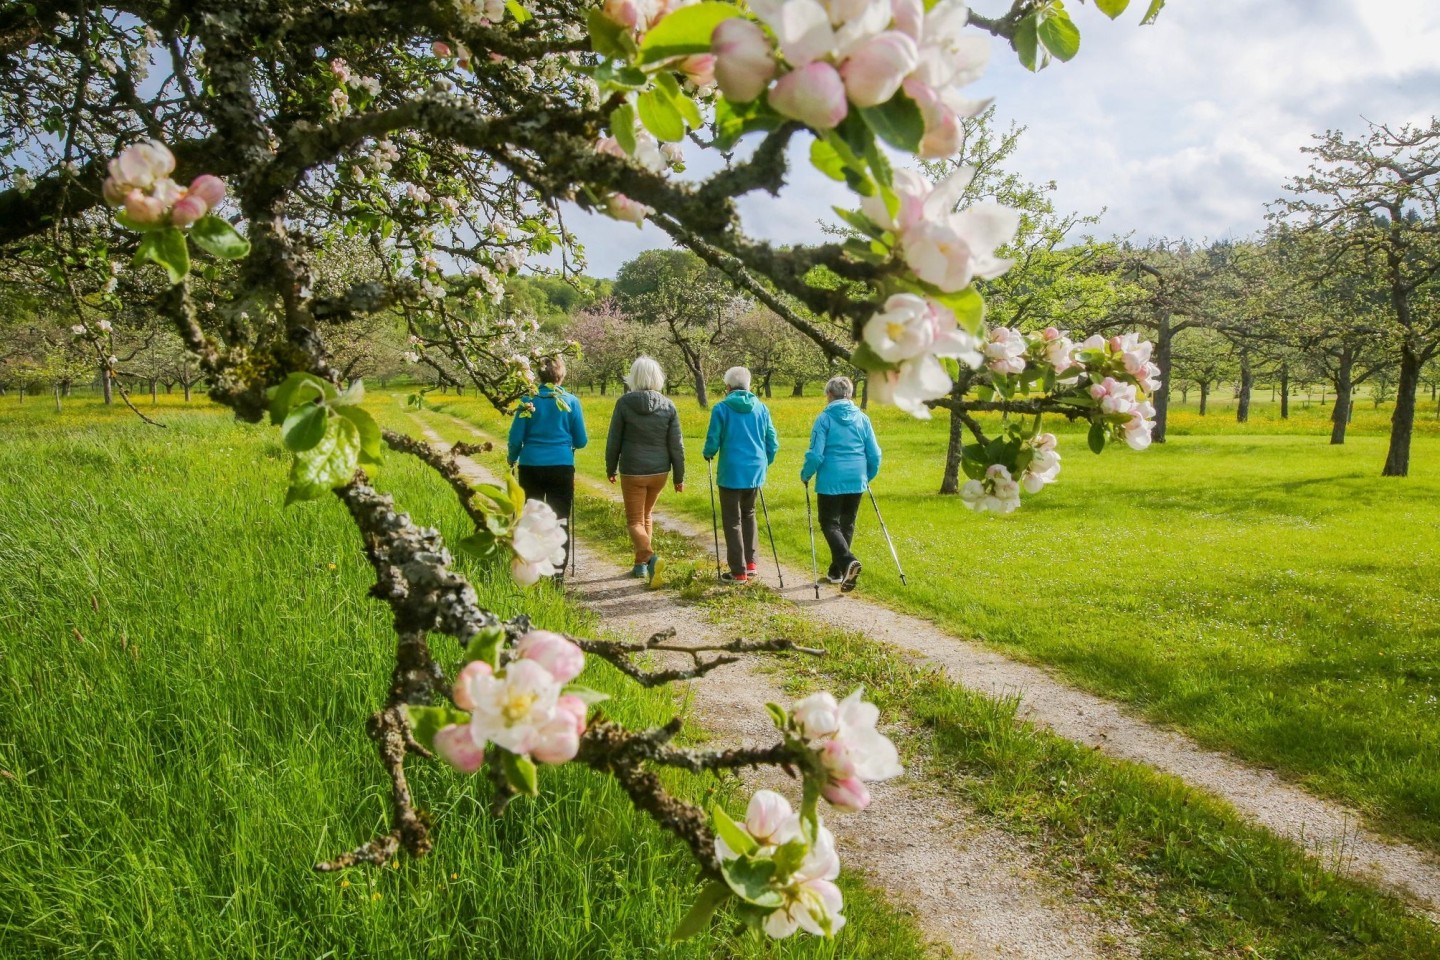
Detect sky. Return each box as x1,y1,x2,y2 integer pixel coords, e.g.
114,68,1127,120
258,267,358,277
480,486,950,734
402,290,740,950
551,0,1440,278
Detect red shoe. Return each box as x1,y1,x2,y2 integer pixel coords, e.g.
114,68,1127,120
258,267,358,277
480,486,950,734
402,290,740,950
746,563,758,574
720,572,749,584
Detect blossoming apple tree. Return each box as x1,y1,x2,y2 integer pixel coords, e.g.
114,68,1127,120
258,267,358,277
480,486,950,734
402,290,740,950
1,0,1166,940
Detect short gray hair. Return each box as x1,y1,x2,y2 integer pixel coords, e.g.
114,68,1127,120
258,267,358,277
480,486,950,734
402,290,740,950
723,366,752,390
626,355,665,392
825,375,854,400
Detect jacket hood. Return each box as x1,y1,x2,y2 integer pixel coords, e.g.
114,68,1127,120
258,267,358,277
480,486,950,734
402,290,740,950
722,390,759,413
824,398,860,423
626,388,667,414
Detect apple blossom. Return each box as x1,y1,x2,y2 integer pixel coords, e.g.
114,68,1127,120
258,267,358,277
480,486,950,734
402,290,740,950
188,174,226,208
12,170,35,193
105,139,174,199
858,166,928,234
679,53,715,88
459,658,582,763
434,722,486,772
515,629,585,684
1020,433,1061,494
869,356,949,418
1123,400,1157,451
169,192,208,227
510,498,568,586
787,688,902,812
711,19,776,103
960,463,1021,514
96,319,112,333
763,823,846,938
329,57,351,83
903,77,963,158
1038,326,1077,374
840,31,918,107
405,184,431,204
432,41,453,57
768,62,848,131
983,326,1026,375
70,324,85,336
603,192,654,226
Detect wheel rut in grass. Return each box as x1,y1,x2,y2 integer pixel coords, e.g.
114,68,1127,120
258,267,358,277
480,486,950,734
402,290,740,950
429,412,1440,923
416,418,1129,960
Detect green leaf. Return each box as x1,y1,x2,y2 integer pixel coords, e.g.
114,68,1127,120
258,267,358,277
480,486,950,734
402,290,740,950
612,102,638,155
458,530,502,558
561,684,610,706
335,404,382,465
501,750,539,797
333,379,364,407
507,467,527,514
858,91,924,153
1094,0,1129,18
189,215,251,260
713,97,781,148
671,881,731,941
830,206,884,239
134,227,190,284
465,625,507,666
1141,0,1166,24
286,414,361,504
719,856,783,908
267,372,334,424
771,838,808,882
587,8,630,59
809,139,847,182
1087,419,1107,454
1012,14,1040,71
764,702,788,730
504,0,532,23
850,340,899,374
637,89,686,142
934,286,985,335
281,403,327,452
710,801,758,857
403,704,470,752
1037,7,1081,62
638,3,744,62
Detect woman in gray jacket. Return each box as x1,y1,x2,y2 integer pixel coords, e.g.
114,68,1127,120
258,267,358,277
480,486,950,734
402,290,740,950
606,356,686,580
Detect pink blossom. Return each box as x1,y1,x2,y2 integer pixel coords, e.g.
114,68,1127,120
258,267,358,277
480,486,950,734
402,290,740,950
516,630,585,684
187,174,225,207
821,776,870,812
434,723,486,772
603,192,654,226
768,61,848,130
903,78,961,159
840,31,917,107
432,41,453,57
168,192,208,227
329,58,351,83
680,53,716,88
123,188,166,225
983,326,1027,375
711,19,776,103
452,660,494,710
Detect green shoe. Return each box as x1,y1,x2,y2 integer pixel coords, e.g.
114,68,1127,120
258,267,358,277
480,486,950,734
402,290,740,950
631,563,648,578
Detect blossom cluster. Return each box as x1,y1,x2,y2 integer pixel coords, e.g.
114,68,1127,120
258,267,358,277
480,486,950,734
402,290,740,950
785,689,902,812
102,140,225,228
433,630,589,770
717,790,846,937
510,498,568,585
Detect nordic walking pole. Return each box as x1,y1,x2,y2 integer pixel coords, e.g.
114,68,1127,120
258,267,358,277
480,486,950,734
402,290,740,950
706,457,722,579
758,487,784,589
568,495,577,579
803,482,820,599
865,484,907,586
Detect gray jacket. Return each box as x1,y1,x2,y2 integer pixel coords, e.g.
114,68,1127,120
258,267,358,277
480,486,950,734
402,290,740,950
605,390,686,483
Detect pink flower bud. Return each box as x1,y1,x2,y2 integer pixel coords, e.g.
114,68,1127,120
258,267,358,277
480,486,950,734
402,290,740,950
822,776,871,812
452,659,493,711
102,177,127,206
840,31,918,108
711,19,776,104
432,41,453,57
556,694,588,736
680,53,716,88
434,724,485,773
169,192,208,227
904,79,961,159
1043,326,1061,340
891,0,924,41
516,630,585,684
768,62,848,131
602,0,639,28
123,188,166,225
187,174,226,208
603,193,652,226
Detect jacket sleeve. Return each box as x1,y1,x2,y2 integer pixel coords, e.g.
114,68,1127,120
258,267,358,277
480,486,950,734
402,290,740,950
569,394,589,450
506,404,529,466
701,406,722,461
864,417,882,483
605,400,624,477
666,406,686,485
764,408,779,465
800,416,828,484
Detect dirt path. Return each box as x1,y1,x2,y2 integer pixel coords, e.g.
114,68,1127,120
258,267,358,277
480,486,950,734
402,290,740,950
430,413,1440,923
417,418,1133,959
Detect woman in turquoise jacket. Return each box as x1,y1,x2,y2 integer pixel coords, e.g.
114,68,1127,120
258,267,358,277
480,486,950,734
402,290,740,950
507,357,588,576
702,366,779,582
800,375,881,593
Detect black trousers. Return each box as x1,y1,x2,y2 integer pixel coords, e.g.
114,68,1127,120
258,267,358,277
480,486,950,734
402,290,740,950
518,464,575,568
816,492,862,577
718,486,759,576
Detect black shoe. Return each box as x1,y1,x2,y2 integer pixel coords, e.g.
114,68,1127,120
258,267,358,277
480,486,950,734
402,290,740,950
840,560,861,593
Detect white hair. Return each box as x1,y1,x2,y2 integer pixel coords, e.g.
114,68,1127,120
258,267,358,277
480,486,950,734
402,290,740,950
825,375,854,400
626,355,666,393
723,366,752,391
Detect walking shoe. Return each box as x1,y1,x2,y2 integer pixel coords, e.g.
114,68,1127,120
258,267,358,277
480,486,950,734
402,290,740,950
646,553,664,586
719,571,749,584
631,563,648,578
746,562,758,575
840,560,862,593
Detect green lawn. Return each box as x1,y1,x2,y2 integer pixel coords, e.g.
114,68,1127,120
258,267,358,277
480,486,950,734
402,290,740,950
432,387,1440,854
0,397,931,959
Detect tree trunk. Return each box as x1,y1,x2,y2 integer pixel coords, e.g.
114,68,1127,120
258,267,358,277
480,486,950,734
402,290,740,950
599,378,608,396
1330,349,1353,445
101,365,113,405
164,382,173,394
939,388,965,494
63,381,72,397
761,371,773,398
1382,345,1424,477
859,376,869,409
1180,385,1189,404
54,384,62,413
1235,353,1253,424
1279,365,1290,419
1151,314,1174,443
692,364,709,409
791,378,805,397
150,378,158,404
1199,381,1209,416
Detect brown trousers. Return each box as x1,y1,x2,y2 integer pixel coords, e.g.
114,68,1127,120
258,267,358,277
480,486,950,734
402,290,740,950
620,472,668,563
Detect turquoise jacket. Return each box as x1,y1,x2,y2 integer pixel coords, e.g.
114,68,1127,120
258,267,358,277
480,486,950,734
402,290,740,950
800,399,881,495
507,385,588,467
702,390,778,489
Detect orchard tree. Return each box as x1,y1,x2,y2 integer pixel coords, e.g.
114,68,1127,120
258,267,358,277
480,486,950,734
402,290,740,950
1274,118,1440,476
0,0,1168,940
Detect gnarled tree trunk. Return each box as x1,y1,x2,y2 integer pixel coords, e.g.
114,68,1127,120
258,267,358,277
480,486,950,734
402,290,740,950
791,378,805,397
1236,352,1253,424
1151,313,1174,443
1330,348,1353,445
1382,344,1424,476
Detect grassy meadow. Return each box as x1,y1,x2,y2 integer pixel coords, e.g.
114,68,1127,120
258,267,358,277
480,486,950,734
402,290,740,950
431,384,1440,855
0,396,934,959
